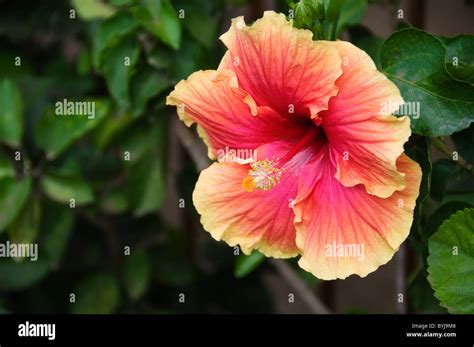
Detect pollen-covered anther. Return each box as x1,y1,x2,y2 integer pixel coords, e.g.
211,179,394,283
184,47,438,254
242,159,285,191
241,176,255,192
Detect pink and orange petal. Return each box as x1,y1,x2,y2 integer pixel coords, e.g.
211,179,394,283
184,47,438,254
293,153,421,280
219,11,342,118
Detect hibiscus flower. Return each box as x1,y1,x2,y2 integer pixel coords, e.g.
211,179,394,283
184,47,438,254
166,11,421,280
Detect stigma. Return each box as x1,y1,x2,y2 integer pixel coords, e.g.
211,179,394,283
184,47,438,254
241,159,285,192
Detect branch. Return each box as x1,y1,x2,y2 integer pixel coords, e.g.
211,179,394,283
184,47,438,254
395,244,407,314
431,137,472,173
172,117,210,171
270,259,331,314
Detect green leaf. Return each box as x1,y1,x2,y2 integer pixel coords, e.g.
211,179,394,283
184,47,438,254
0,79,23,147
8,196,41,244
182,10,218,48
124,120,167,216
0,151,15,180
427,208,474,313
234,251,265,278
425,201,473,239
41,200,75,266
35,99,110,159
440,35,474,85
127,153,165,216
122,250,151,300
92,12,138,69
40,171,94,206
381,28,474,136
336,0,368,36
134,0,181,50
0,258,49,291
396,19,411,31
130,66,171,117
72,273,120,314
101,36,140,109
72,0,117,21
452,123,474,163
0,177,32,232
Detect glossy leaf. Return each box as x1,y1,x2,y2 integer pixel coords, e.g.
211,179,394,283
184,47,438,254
440,35,474,85
427,208,474,313
425,201,472,239
381,28,474,136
